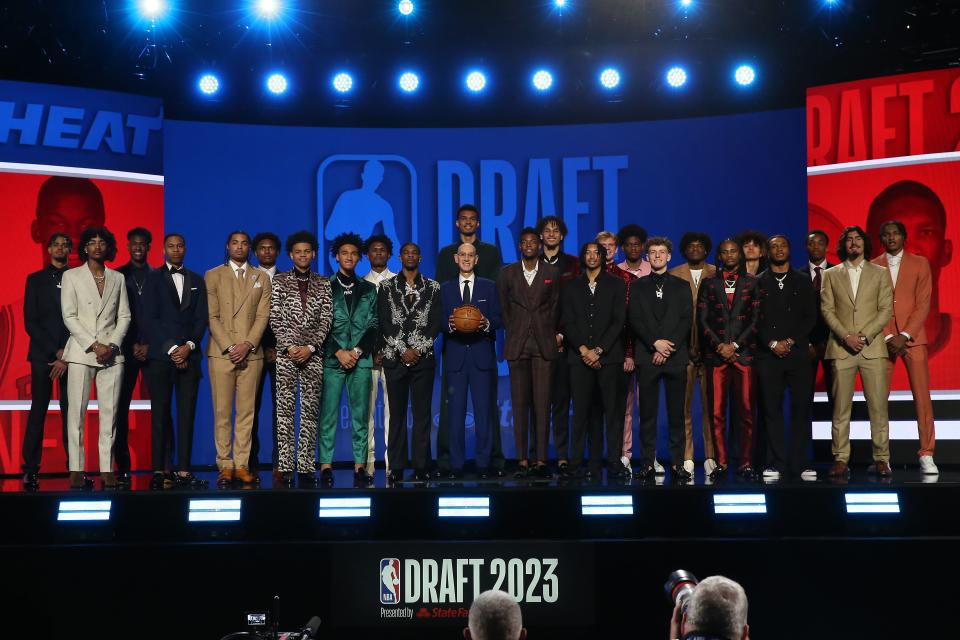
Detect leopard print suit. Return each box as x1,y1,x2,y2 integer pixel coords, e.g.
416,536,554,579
270,270,333,472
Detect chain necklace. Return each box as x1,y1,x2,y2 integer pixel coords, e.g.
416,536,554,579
774,272,788,290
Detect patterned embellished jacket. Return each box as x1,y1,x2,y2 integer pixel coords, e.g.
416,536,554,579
268,270,333,360
376,272,443,370
696,269,760,366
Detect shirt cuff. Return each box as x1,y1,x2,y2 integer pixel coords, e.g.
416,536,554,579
900,331,912,341
167,345,178,355
768,340,778,349
187,341,196,350
884,334,894,343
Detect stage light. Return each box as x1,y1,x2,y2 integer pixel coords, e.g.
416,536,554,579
332,72,354,94
465,70,487,93
713,494,767,514
734,64,756,86
58,500,112,522
666,66,688,88
599,67,621,90
845,493,900,514
680,0,693,7
555,0,567,7
138,0,167,19
532,69,554,92
319,497,372,518
189,499,242,522
255,0,282,19
197,74,220,96
438,496,490,517
398,71,420,93
266,72,288,95
581,495,633,516
398,0,414,16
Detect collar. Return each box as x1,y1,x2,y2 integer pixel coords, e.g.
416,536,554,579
230,260,248,272
293,268,312,280
48,263,68,273
886,250,904,262
260,264,277,276
459,273,476,285
540,252,560,265
365,268,395,282
809,260,828,270
844,260,864,271
522,260,539,274
403,272,425,288
166,262,184,273
651,270,667,280
337,271,358,285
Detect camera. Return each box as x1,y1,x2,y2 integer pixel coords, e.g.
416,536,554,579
664,569,699,614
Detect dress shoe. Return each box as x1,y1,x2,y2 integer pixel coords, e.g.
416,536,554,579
115,471,131,488
633,464,655,480
737,465,756,480
22,472,39,490
100,472,118,489
490,467,506,478
608,464,630,480
216,468,234,489
533,464,550,479
300,472,319,488
273,471,294,487
557,462,570,477
868,461,892,477
272,469,285,485
708,463,727,481
447,469,463,481
386,470,403,485
234,467,257,485
174,472,208,488
413,469,430,482
354,468,372,486
513,464,530,479
69,472,93,490
320,468,334,487
828,460,849,478
671,464,693,481
150,472,167,490
919,455,939,475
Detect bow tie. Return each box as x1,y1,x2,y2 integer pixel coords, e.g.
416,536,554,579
168,266,183,274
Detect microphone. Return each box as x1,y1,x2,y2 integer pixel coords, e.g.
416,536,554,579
300,616,321,639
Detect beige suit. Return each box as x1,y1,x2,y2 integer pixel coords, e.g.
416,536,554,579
669,262,717,462
820,260,893,463
205,262,272,470
60,265,131,472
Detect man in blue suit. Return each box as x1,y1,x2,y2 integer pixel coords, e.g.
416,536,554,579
440,243,502,479
142,233,209,489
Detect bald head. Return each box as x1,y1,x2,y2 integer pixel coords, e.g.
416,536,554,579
464,590,526,640
455,242,479,276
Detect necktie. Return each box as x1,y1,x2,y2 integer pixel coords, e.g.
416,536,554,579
813,266,822,292
237,267,244,281
462,280,471,304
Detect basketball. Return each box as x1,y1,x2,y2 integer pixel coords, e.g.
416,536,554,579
452,304,484,333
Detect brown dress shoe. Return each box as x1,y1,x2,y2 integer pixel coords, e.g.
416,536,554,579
829,461,849,477
69,472,93,489
217,468,234,489
234,467,256,485
101,472,118,488
872,461,892,477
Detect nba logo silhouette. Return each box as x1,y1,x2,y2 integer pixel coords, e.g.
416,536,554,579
317,154,418,274
380,558,401,605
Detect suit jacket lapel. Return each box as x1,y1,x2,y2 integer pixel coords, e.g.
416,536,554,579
180,270,193,310
233,268,257,316
838,265,855,303
97,270,117,316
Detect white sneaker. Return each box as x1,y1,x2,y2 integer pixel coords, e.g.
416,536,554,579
620,456,632,473
703,458,717,475
683,459,695,474
653,459,665,475
761,467,780,479
919,455,939,475
800,469,817,481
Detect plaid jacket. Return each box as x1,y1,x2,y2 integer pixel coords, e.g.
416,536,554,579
696,270,760,365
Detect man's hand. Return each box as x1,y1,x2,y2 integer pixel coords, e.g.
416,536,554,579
555,333,564,351
448,314,457,332
653,339,676,358
49,359,68,380
290,346,312,365
669,600,683,640
133,343,148,361
175,360,189,370
886,334,908,356
772,341,791,358
579,346,599,367
717,342,737,361
229,342,253,364
623,356,635,374
265,347,277,364
843,334,864,352
170,344,191,364
94,343,115,365
652,352,667,366
55,348,64,361
336,348,358,370
401,348,420,366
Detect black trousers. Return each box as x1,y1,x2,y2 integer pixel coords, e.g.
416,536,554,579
22,361,69,473
147,359,201,472
636,360,687,467
569,361,624,471
549,356,571,461
250,359,277,470
114,355,149,472
756,352,813,475
385,364,435,471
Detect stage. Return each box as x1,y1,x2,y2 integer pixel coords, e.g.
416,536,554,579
3,466,958,638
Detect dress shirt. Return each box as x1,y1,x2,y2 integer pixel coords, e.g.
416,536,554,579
886,251,903,287
617,259,651,279
260,264,277,281
364,267,396,290
522,260,539,286
165,262,195,354
230,260,249,279
459,273,476,302
844,260,864,299
690,268,703,288
809,260,828,280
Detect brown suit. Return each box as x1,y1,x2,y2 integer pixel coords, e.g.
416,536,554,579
668,262,717,462
820,260,893,463
497,260,560,463
871,251,935,457
205,262,272,470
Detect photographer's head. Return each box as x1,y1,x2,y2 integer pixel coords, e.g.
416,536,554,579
464,590,527,640
681,576,749,640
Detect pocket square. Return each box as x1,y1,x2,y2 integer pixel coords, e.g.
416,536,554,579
254,282,262,289
190,287,198,290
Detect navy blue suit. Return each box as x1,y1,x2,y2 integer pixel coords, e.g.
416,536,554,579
142,265,208,471
440,276,502,472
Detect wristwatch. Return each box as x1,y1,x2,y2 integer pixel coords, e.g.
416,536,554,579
593,346,604,356
353,347,363,357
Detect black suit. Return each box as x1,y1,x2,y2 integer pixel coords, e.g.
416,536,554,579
142,265,208,471
21,265,70,473
756,268,816,474
115,262,153,473
251,268,278,472
561,272,626,472
629,273,692,467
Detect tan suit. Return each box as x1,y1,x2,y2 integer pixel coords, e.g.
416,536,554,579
820,260,893,463
668,262,717,462
871,251,935,457
205,262,272,470
60,265,131,472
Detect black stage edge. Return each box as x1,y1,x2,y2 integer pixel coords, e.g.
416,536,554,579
4,468,959,639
